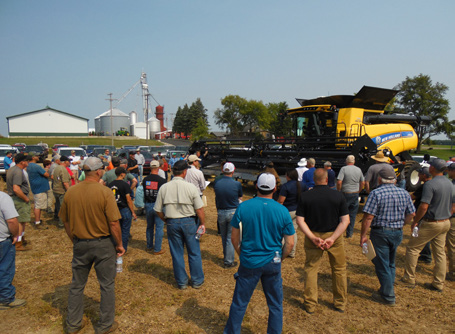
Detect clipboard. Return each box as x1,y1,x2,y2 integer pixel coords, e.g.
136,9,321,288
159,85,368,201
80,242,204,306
364,239,376,261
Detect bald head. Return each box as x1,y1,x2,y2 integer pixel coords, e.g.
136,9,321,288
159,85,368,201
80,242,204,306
313,168,328,185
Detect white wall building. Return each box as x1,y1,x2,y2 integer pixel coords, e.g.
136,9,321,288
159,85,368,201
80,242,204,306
6,106,89,137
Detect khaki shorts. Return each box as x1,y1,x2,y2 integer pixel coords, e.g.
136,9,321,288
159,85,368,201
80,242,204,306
34,192,47,210
12,196,31,223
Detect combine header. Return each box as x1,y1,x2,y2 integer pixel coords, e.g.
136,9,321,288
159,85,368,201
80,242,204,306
190,86,430,191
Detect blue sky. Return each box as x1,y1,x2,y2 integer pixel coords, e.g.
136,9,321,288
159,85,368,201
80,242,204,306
1,1,454,138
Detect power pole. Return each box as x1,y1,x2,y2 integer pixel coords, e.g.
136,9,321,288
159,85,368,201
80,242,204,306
106,93,117,147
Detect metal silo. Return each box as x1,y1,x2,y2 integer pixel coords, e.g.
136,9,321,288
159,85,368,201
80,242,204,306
98,108,130,135
148,116,161,137
129,111,137,125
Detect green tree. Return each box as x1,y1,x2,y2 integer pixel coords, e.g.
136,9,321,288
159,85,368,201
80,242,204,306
188,98,208,134
242,99,270,135
192,117,210,140
266,102,291,137
214,95,247,135
394,74,450,151
172,106,185,134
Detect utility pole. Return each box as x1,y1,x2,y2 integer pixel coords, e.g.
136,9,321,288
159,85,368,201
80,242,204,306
106,93,117,147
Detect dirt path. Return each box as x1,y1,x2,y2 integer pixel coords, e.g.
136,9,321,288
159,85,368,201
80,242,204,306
0,177,453,333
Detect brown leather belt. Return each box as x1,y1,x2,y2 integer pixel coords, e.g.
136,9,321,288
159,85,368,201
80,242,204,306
423,218,449,223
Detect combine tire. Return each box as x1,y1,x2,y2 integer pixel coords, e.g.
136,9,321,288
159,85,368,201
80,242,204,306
404,160,421,192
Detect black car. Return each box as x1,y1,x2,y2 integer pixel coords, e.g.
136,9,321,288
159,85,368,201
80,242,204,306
24,145,48,163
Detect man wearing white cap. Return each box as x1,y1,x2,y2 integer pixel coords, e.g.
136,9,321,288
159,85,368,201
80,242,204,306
224,173,295,333
214,162,243,268
296,158,308,182
185,154,206,196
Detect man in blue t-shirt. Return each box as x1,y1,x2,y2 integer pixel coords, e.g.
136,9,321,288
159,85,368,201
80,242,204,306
301,158,316,189
4,151,13,172
214,162,243,267
224,173,295,334
27,153,50,226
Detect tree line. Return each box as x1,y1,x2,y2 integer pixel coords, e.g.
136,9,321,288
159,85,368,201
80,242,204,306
172,74,452,150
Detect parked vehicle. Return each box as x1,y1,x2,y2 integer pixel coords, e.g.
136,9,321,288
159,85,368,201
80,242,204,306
24,145,48,162
12,144,26,153
57,147,87,159
165,150,188,160
52,144,68,156
412,155,438,168
0,147,18,178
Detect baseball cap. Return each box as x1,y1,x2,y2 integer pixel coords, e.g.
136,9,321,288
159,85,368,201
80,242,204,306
378,168,396,180
430,158,447,172
82,157,104,171
15,153,32,164
188,154,201,162
150,160,160,168
60,155,70,162
257,173,276,191
418,167,431,177
120,159,128,165
346,155,355,163
223,162,235,173
173,160,189,171
52,154,61,162
448,163,455,171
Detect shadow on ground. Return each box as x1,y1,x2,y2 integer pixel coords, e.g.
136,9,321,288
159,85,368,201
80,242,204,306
176,297,255,334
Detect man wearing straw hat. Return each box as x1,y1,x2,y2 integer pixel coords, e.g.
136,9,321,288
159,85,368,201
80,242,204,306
365,151,395,193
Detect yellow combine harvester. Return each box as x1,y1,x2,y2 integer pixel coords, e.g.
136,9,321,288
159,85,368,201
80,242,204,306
191,86,430,191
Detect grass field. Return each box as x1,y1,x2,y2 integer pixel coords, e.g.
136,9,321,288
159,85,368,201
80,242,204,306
0,177,454,333
0,137,164,148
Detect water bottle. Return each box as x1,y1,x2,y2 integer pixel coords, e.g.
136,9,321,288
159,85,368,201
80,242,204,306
412,226,419,238
116,257,123,273
273,251,281,263
195,225,204,240
362,243,368,255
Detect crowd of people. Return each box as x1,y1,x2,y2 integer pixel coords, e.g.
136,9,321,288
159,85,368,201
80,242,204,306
0,148,454,334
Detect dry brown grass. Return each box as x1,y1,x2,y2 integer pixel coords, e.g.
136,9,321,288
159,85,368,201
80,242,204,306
0,177,454,333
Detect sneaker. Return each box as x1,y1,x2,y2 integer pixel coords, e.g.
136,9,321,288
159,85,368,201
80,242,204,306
224,262,237,268
399,277,416,288
371,291,396,306
100,321,118,334
192,282,204,289
0,298,26,310
423,283,443,292
178,284,188,290
68,318,87,334
145,248,154,253
153,249,165,255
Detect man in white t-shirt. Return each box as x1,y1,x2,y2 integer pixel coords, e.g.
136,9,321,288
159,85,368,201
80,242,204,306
134,149,146,182
69,150,81,181
296,158,308,182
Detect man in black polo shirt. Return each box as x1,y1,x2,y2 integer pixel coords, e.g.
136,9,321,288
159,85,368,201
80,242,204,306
296,168,349,314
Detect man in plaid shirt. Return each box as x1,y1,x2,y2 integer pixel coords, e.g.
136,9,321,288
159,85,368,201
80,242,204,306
360,168,415,306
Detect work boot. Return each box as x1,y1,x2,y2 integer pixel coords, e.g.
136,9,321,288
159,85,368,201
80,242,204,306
15,241,30,251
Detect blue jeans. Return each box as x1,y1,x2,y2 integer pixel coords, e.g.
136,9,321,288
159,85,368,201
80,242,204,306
0,238,16,304
224,262,283,334
145,202,164,252
166,217,204,287
138,165,144,182
370,228,403,303
119,207,132,252
218,209,236,265
344,193,359,238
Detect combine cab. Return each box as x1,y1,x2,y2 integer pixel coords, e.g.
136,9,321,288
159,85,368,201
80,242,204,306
190,86,430,191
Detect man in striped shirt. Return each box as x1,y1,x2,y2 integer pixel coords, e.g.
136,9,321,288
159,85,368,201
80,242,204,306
360,168,415,306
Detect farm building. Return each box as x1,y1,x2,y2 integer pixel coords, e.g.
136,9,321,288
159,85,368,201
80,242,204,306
6,107,89,137
94,108,130,135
